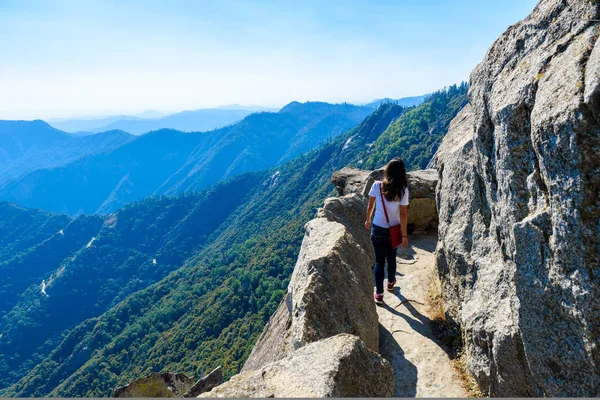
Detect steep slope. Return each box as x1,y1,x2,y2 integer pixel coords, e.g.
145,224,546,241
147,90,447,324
435,0,600,396
0,202,72,265
0,102,371,215
0,206,102,321
0,173,264,393
363,83,468,170
1,88,466,397
0,120,134,186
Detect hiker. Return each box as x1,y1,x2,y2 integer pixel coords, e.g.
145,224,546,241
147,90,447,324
364,158,409,304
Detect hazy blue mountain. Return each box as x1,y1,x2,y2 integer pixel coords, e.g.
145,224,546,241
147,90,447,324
0,120,69,166
364,94,429,109
134,109,164,118
215,104,278,112
47,115,139,133
0,120,135,186
86,109,253,135
46,110,164,133
0,102,372,215
48,106,277,136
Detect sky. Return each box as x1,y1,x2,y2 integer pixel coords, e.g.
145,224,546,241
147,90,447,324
0,0,538,120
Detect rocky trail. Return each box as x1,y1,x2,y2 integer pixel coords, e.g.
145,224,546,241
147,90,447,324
377,235,466,397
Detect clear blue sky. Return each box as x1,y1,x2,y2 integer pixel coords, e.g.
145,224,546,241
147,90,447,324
0,0,538,119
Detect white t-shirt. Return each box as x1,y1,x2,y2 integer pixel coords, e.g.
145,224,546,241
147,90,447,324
369,181,409,228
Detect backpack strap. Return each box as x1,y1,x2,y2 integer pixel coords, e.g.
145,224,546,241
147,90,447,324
379,182,391,227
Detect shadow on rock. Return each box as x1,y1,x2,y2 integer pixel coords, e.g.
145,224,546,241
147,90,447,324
385,290,461,360
407,236,437,253
379,323,417,397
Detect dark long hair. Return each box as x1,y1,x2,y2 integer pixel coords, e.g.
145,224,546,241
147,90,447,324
382,158,407,202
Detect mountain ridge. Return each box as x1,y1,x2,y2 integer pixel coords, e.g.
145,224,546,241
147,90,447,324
47,107,269,135
0,102,373,215
0,120,135,187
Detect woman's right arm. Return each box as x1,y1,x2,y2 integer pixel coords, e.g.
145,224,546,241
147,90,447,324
400,204,408,248
365,196,376,230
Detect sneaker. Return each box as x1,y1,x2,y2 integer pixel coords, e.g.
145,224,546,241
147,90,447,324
387,278,396,292
374,293,384,304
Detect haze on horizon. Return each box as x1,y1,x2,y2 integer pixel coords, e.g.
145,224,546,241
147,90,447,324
1,0,537,120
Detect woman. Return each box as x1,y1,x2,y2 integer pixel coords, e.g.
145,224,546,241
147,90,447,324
364,158,409,304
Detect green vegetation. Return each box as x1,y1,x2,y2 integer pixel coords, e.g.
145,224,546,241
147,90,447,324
0,174,264,393
364,83,468,170
0,85,467,396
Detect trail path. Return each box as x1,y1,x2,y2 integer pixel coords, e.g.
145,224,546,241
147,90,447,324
377,235,466,397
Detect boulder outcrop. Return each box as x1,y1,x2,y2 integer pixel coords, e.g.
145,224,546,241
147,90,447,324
363,168,438,234
200,334,393,398
113,368,223,398
208,168,402,397
182,367,223,398
244,166,440,373
331,167,371,196
113,372,194,398
435,0,600,396
241,203,378,371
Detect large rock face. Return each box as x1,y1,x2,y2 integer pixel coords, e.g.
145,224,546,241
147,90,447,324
435,0,600,396
241,194,378,372
200,334,394,398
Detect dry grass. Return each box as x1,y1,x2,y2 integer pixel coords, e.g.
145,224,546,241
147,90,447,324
452,351,486,398
427,267,485,398
427,269,446,323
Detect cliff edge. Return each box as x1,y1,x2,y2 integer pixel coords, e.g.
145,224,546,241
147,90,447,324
201,168,442,397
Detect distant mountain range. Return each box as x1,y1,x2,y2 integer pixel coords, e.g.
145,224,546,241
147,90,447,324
364,94,429,109
47,105,277,135
45,98,428,137
0,102,372,215
0,120,134,187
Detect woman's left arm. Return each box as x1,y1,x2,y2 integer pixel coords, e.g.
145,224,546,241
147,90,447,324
400,205,408,248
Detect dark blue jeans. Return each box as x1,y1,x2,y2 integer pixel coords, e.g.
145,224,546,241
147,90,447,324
371,224,397,294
